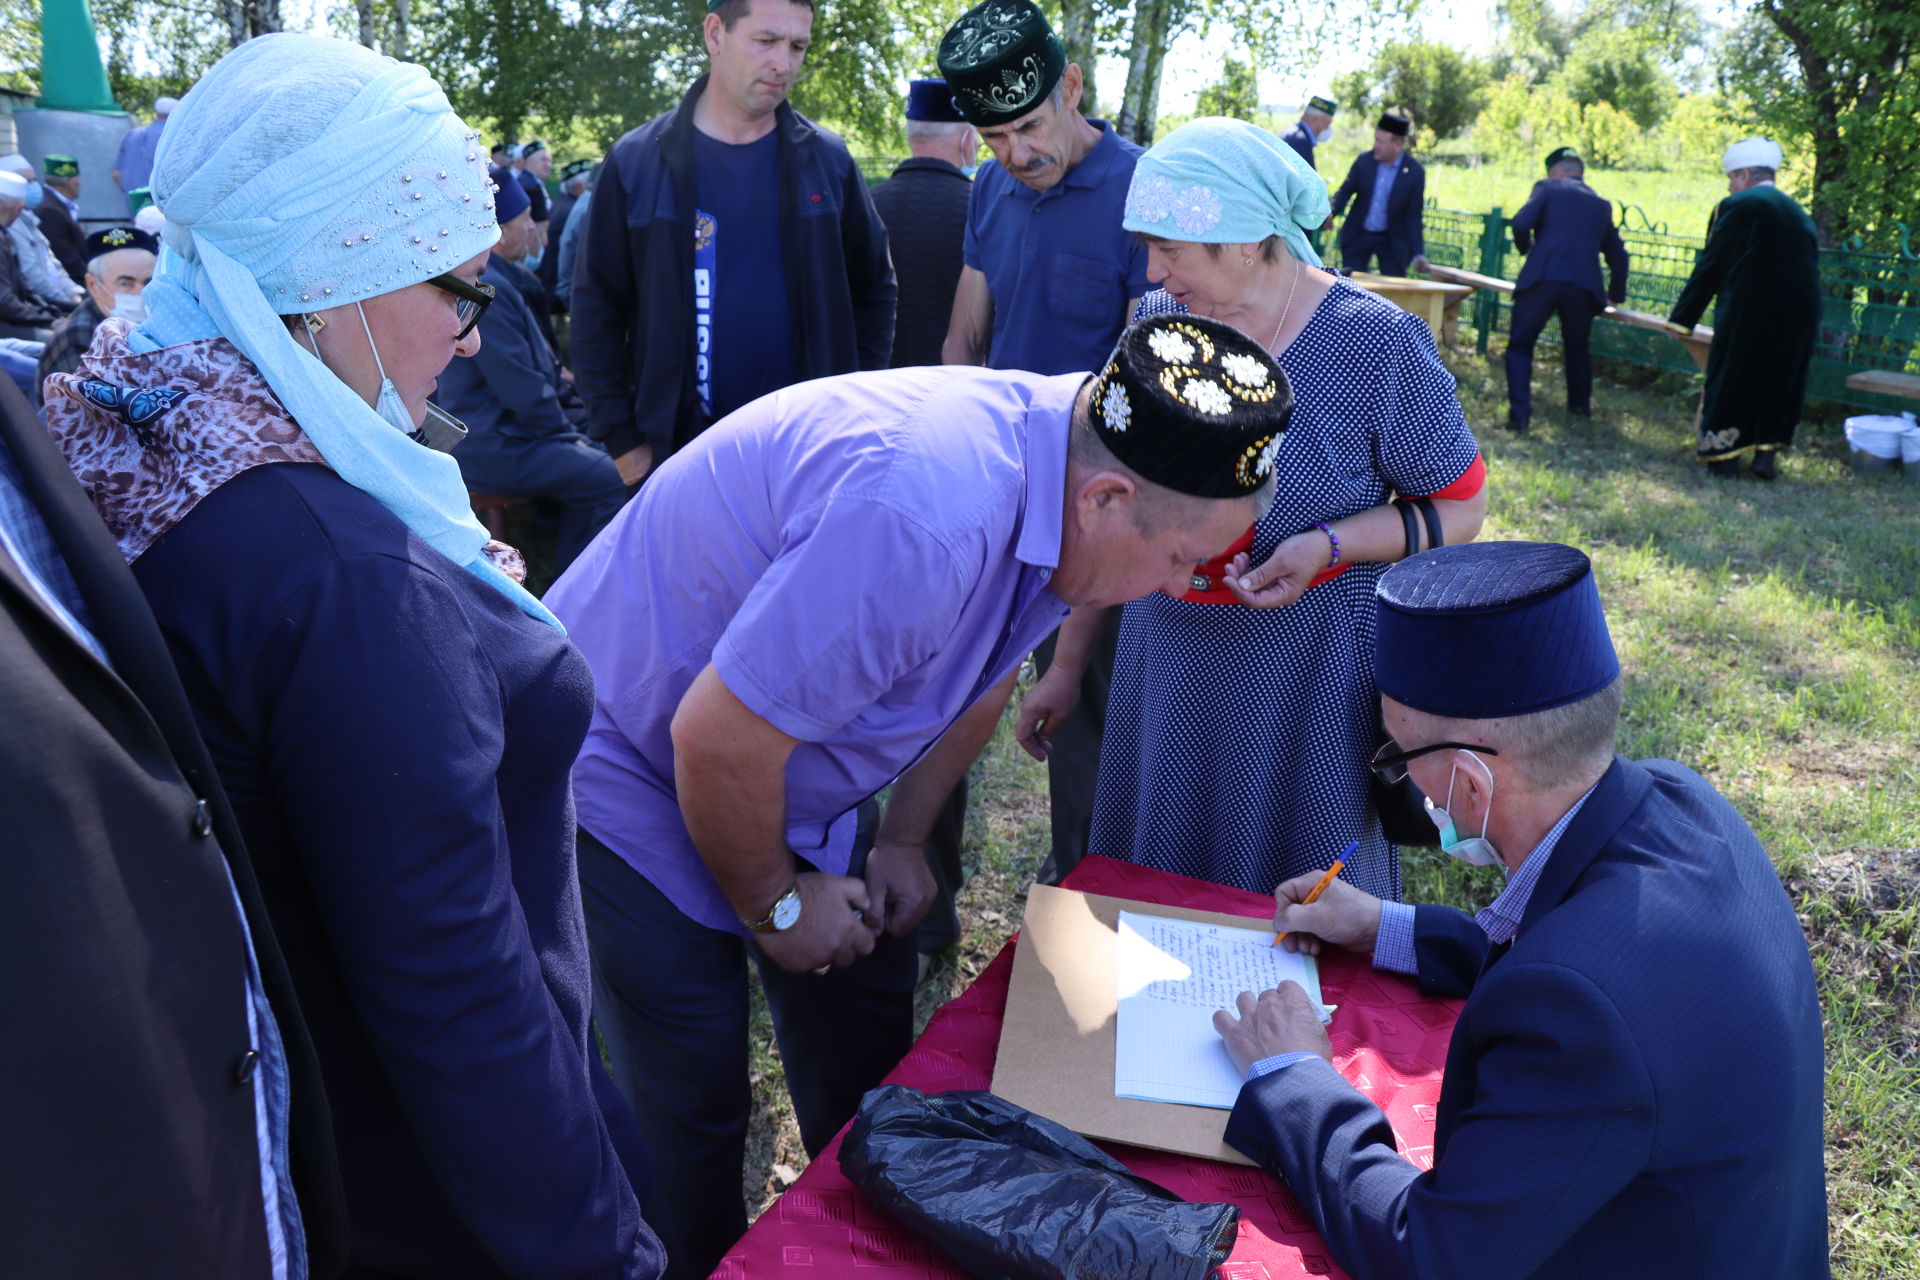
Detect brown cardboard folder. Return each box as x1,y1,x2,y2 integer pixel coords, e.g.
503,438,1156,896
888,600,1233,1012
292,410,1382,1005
989,883,1266,1166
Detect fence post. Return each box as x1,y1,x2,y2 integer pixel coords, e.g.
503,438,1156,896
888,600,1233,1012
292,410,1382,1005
1475,207,1503,356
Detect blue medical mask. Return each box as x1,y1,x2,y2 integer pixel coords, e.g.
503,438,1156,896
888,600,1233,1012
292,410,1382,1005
1424,750,1502,867
524,249,543,271
961,162,979,178
354,302,421,438
24,180,44,209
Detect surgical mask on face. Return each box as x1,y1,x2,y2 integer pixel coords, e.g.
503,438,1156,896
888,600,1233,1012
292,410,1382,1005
1424,750,1503,867
24,180,44,209
961,162,979,178
109,291,147,323
354,301,421,438
1315,126,1335,145
523,249,543,271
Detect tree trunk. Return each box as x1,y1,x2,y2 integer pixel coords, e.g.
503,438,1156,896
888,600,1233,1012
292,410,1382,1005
1115,0,1171,144
393,0,410,61
357,0,376,48
223,0,248,46
248,0,281,39
1056,0,1100,116
1763,0,1842,243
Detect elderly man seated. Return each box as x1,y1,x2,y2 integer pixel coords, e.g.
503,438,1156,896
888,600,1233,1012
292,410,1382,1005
1214,540,1829,1280
435,171,627,573
36,227,158,398
0,171,65,341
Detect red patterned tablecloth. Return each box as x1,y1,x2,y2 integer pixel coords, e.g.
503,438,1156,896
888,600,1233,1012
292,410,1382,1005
711,856,1463,1279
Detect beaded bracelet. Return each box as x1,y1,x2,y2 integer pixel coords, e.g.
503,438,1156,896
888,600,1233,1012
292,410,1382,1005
1316,522,1341,567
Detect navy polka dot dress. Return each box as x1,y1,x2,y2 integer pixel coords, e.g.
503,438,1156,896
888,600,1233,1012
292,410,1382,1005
1088,280,1481,902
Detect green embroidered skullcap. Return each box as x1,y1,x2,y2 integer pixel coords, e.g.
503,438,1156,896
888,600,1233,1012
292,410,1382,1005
1307,95,1337,115
44,154,81,178
937,0,1066,127
1122,117,1328,267
560,157,596,182
1544,145,1580,171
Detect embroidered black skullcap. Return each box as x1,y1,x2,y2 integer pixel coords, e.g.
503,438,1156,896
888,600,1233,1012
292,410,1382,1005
1544,146,1581,171
560,158,596,182
1374,542,1620,719
1307,95,1337,115
907,77,966,123
84,226,159,258
44,154,80,178
937,0,1066,127
521,139,547,157
1087,313,1293,499
1377,112,1411,137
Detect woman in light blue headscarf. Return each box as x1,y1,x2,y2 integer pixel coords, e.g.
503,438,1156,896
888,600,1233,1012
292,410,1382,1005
41,33,663,1280
1017,116,1490,907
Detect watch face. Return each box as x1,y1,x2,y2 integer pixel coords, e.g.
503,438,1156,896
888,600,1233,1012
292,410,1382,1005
771,892,803,931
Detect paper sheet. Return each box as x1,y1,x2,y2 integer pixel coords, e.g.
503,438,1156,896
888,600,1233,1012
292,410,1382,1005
1114,911,1329,1110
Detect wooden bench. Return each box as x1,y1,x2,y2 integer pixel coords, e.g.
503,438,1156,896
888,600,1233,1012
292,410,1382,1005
1845,369,1920,402
1419,264,1515,345
1604,308,1715,372
468,492,529,541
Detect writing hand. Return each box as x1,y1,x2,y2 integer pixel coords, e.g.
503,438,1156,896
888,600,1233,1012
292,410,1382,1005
1271,872,1382,955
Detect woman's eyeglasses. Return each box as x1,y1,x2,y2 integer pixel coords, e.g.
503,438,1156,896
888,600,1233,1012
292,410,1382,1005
1368,737,1500,784
427,273,495,340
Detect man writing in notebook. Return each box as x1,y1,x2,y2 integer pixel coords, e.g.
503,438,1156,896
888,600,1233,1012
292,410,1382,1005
1214,540,1829,1280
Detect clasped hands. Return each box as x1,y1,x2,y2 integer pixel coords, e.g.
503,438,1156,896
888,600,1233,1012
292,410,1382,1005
1212,872,1386,1075
754,838,936,975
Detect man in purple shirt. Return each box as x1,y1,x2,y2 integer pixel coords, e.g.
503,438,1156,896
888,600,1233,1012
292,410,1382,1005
547,312,1292,1279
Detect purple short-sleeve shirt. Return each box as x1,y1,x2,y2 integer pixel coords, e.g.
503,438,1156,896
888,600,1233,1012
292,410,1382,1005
547,366,1080,933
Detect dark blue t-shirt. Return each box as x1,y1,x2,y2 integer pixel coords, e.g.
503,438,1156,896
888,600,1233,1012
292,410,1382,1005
692,128,797,420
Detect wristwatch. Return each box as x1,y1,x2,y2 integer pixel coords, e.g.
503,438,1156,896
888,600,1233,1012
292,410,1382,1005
742,882,804,934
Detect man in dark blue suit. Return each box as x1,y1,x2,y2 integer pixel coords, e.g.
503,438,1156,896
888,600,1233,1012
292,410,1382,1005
1329,112,1428,277
438,174,629,573
1279,95,1337,172
1214,541,1829,1280
1504,147,1630,432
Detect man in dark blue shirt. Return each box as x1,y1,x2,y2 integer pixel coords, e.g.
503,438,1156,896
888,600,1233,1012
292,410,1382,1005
1505,146,1630,432
570,0,894,491
936,0,1149,888
937,0,1150,376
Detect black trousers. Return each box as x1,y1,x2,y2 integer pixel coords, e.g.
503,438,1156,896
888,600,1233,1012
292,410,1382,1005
1031,609,1121,885
917,776,968,955
1340,229,1410,277
576,821,917,1280
1505,281,1597,424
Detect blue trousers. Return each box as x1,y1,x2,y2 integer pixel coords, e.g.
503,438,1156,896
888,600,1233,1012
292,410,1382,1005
576,821,916,1280
456,434,629,573
1505,280,1597,424
1340,229,1410,277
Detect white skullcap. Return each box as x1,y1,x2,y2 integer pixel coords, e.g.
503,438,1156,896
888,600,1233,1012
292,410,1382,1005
0,169,26,200
1722,137,1783,174
0,154,30,175
133,204,167,235
154,96,180,114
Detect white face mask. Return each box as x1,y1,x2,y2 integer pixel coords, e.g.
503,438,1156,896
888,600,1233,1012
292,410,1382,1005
109,291,147,323
1424,750,1503,867
354,301,420,437
1315,126,1334,145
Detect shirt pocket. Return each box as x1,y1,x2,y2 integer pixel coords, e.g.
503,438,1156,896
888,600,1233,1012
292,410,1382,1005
1048,250,1124,328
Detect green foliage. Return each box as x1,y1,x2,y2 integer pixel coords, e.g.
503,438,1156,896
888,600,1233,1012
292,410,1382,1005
1474,72,1680,170
1329,67,1374,119
1361,39,1491,142
1551,23,1676,127
1193,57,1260,120
1718,0,1920,244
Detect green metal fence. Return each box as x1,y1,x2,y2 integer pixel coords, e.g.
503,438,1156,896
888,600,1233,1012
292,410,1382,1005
1327,201,1920,416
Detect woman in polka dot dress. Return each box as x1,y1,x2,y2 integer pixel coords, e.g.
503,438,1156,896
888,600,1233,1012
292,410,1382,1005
1017,117,1486,902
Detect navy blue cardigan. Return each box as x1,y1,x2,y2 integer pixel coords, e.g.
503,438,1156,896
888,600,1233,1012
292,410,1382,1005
135,463,664,1280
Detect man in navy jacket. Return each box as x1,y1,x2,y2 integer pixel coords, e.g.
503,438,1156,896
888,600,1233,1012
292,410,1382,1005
1504,147,1630,431
569,0,894,491
1215,541,1829,1280
1329,113,1427,276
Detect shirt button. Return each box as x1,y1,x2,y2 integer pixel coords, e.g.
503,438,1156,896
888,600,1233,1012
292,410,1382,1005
233,1049,260,1085
191,798,213,838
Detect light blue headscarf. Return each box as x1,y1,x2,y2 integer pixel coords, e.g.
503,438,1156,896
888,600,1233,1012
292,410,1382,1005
1122,116,1331,267
132,34,559,629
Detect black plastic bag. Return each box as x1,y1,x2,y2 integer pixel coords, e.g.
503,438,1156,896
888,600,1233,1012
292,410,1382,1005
839,1085,1238,1280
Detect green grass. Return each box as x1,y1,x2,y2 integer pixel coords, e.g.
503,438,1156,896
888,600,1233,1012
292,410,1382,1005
1417,156,1728,235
